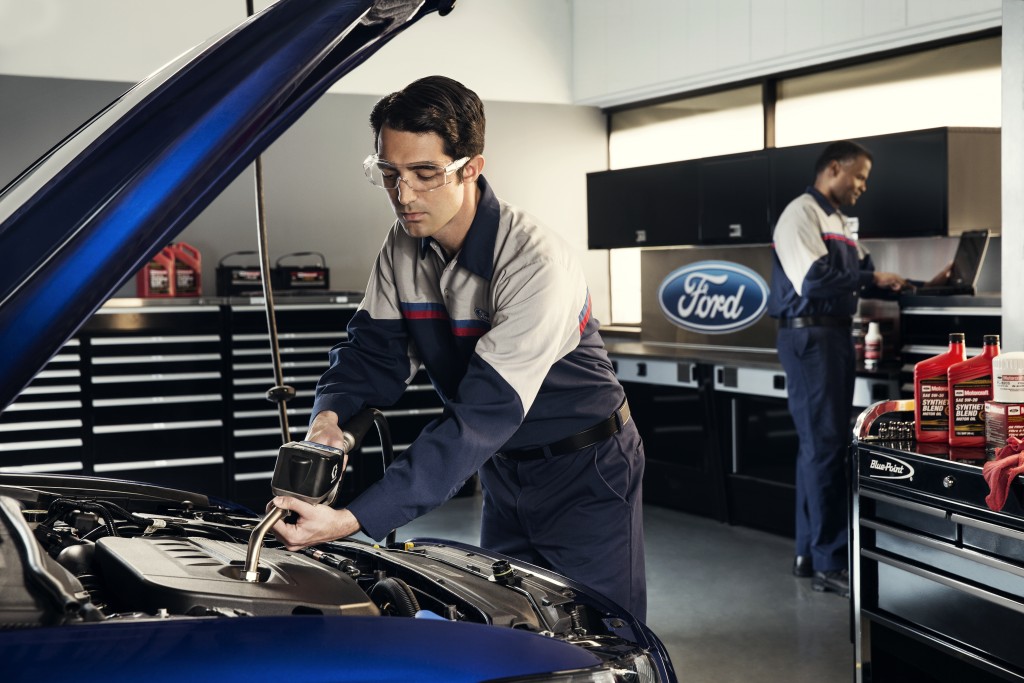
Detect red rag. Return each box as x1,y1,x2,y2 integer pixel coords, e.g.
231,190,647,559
983,437,1024,511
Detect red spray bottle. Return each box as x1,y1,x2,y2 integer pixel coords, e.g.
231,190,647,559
948,334,1000,447
914,332,966,443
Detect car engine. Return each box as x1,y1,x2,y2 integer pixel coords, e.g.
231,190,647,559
0,483,651,671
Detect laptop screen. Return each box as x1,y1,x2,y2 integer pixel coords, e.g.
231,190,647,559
948,230,990,288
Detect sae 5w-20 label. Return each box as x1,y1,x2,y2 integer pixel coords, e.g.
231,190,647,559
658,260,769,334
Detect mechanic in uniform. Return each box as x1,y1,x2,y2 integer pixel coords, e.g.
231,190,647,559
768,140,908,597
269,76,647,620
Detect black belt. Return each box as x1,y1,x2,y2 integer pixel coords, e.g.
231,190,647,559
498,400,631,461
779,316,852,329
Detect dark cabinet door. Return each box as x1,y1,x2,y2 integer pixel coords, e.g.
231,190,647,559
698,152,771,244
590,128,988,247
586,160,699,248
769,143,821,234
847,129,947,238
769,129,949,239
620,371,727,521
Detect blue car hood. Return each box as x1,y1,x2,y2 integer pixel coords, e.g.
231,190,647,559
5,614,602,682
0,0,454,412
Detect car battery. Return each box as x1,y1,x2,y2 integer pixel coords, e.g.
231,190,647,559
273,252,329,290
216,251,264,296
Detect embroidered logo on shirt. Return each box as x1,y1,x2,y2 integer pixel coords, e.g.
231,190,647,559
474,308,491,323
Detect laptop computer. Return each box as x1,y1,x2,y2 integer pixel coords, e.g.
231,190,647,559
907,229,990,296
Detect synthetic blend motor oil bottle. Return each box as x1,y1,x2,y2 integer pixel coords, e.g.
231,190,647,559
914,332,966,443
948,335,1000,447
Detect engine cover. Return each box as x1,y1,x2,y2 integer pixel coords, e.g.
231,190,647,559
96,537,378,617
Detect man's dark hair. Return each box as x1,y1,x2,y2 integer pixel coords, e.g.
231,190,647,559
369,76,485,180
814,140,872,176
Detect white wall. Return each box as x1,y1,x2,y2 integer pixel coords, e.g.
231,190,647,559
0,75,610,320
573,0,1002,107
0,0,575,105
1003,0,1024,350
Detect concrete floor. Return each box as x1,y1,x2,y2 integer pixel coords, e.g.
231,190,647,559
388,494,854,683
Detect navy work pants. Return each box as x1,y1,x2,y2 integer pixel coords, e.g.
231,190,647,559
777,325,855,573
478,421,647,621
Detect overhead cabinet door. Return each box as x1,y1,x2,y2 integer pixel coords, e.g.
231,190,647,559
698,152,771,244
586,161,699,249
769,128,1000,239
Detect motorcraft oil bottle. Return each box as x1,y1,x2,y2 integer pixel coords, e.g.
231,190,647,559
914,332,966,443
948,334,1000,447
171,242,202,297
135,245,175,297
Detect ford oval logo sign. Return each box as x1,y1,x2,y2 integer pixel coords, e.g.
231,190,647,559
658,260,769,334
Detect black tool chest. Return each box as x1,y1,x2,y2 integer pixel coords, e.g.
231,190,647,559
0,295,448,512
854,401,1024,682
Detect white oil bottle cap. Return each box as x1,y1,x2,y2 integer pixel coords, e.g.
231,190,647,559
993,352,1024,403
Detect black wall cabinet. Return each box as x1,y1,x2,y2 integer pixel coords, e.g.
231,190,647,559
587,160,698,248
589,127,999,248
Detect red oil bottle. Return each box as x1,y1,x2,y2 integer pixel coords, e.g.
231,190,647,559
914,332,966,443
171,242,202,297
948,334,1001,447
136,245,175,297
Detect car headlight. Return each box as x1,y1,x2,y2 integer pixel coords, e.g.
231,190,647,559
485,650,663,683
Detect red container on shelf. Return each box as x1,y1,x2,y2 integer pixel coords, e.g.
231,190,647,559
948,334,1000,447
171,242,202,297
135,245,175,297
914,332,966,443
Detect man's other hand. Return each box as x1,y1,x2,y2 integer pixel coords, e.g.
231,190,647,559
269,496,361,551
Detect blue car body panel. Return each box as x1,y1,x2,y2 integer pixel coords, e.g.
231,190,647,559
0,0,447,412
5,616,602,683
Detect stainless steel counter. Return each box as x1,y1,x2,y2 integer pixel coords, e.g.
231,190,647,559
605,338,781,369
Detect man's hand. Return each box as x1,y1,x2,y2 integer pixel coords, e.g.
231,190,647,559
306,410,347,449
269,496,361,551
304,410,350,475
262,410,362,551
873,271,908,291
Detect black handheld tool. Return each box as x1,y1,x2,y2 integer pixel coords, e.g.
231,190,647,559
270,408,379,505
271,441,345,506
241,409,381,582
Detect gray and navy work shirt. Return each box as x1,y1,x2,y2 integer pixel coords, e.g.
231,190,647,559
311,177,625,540
767,186,882,319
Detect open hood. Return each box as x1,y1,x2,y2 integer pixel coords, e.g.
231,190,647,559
0,0,456,412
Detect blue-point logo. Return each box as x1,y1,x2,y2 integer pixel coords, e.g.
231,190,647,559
658,260,769,334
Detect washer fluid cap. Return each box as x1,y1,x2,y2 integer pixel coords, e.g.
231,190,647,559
993,352,1024,403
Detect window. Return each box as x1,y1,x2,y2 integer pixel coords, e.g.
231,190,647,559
775,38,1000,146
